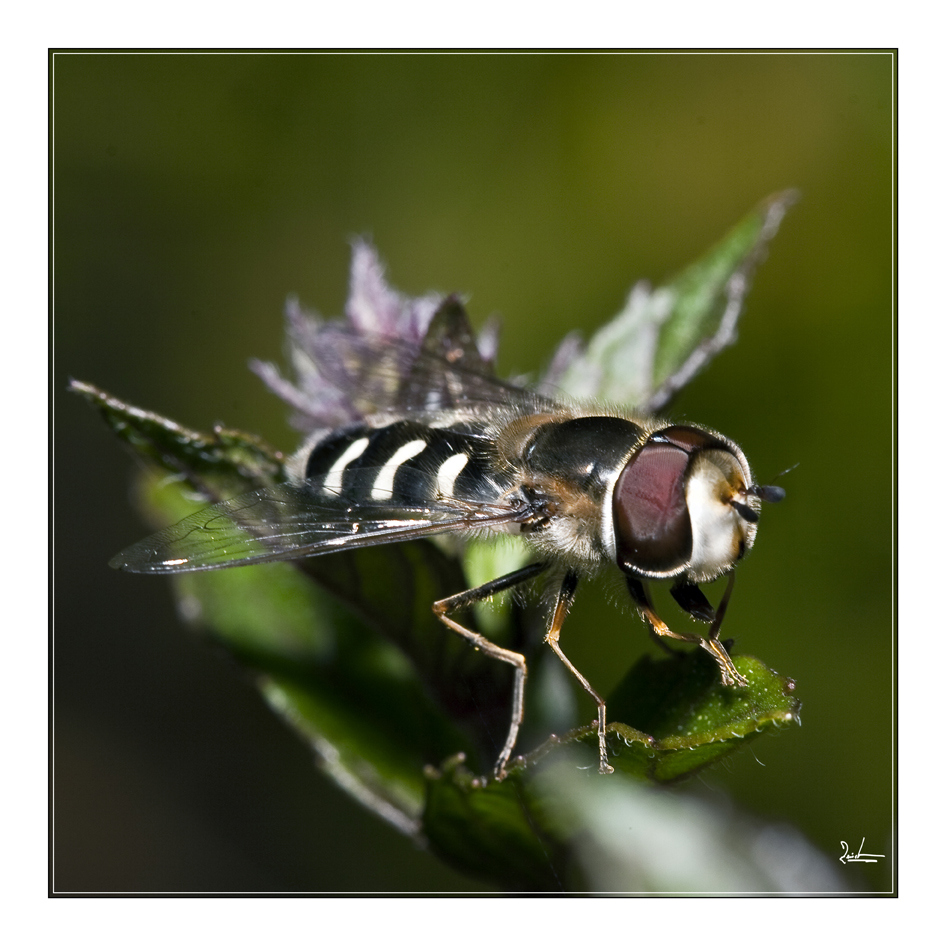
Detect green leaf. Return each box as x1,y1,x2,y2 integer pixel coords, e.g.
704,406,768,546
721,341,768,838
69,379,285,500
605,649,798,782
555,190,799,412
423,757,577,891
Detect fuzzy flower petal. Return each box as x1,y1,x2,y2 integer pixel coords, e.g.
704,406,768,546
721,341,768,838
251,241,448,435
346,239,443,342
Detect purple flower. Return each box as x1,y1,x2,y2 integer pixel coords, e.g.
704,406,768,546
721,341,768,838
251,240,446,435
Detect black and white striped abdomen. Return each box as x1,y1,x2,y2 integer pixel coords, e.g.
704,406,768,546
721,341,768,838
302,420,507,508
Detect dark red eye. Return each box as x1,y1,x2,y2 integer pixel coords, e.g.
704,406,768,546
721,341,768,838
613,440,692,576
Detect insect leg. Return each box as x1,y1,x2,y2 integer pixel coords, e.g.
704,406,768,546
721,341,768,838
669,579,717,623
543,571,614,775
625,576,683,657
625,575,748,688
432,560,550,779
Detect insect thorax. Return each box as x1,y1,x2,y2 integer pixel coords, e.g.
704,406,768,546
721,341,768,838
500,413,648,566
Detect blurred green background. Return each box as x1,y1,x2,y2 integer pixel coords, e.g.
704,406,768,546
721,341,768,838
55,53,892,892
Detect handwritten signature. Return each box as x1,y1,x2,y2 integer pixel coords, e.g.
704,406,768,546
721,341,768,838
839,838,885,865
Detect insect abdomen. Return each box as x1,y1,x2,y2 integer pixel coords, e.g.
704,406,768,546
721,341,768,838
304,420,502,506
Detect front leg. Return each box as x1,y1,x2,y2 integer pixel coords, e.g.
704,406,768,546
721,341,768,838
625,574,748,688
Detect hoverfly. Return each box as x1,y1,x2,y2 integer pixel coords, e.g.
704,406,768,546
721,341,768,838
111,295,784,778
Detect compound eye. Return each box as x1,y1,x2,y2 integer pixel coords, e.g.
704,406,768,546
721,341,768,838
613,441,692,576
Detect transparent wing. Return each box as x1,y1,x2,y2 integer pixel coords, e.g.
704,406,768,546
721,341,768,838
110,481,525,575
315,296,557,418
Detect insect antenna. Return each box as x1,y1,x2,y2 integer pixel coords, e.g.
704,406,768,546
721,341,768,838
750,461,799,505
733,463,796,520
